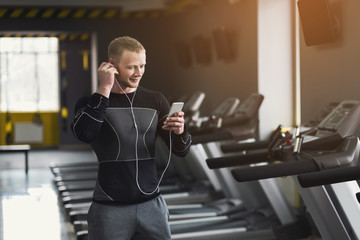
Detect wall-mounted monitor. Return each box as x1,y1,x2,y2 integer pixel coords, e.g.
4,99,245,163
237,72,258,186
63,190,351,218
176,41,192,68
192,35,212,65
297,0,339,46
212,27,237,61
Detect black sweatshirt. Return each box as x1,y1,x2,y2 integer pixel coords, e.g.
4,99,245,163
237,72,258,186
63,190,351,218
71,86,192,204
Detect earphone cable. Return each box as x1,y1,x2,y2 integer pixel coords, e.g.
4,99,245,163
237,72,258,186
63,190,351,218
115,79,173,195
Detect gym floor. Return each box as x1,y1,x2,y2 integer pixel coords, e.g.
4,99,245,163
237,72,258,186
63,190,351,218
0,148,97,240
0,148,323,240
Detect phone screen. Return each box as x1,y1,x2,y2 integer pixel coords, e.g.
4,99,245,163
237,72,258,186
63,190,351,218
168,102,184,117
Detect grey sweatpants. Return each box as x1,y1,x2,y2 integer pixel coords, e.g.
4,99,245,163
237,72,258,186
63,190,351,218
87,195,171,240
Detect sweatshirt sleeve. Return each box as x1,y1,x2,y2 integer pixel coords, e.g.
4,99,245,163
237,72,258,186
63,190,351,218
169,128,192,157
71,93,109,143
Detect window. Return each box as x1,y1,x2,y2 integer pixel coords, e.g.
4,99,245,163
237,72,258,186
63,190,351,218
0,37,59,112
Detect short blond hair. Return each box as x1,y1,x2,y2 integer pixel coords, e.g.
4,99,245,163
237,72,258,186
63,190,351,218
108,36,145,60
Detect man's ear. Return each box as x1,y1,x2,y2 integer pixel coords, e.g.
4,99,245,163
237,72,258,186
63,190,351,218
108,58,114,64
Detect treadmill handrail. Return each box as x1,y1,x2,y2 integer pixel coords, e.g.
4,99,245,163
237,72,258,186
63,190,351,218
231,136,360,183
298,165,360,188
231,159,319,182
220,140,270,153
192,130,232,145
206,148,269,169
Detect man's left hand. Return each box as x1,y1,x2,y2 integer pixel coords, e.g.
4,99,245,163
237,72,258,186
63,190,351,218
162,111,185,135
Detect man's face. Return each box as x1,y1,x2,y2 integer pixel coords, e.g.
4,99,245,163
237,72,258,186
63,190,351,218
113,49,146,91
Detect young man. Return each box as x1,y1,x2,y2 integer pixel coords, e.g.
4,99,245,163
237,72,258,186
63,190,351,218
71,36,192,240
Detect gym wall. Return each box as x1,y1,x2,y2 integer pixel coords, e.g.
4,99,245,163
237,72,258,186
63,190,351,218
160,0,258,116
299,0,360,123
0,0,259,146
0,12,174,146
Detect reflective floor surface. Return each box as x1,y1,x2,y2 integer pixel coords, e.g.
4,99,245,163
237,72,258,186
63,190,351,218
0,148,97,240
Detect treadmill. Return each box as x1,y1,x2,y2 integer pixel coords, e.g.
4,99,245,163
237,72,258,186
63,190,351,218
176,100,357,240
170,101,351,240
162,100,349,240
169,97,312,240
226,100,360,240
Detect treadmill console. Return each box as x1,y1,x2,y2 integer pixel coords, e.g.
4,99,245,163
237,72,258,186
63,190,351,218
188,97,240,133
233,93,264,117
269,101,360,160
296,101,360,150
317,101,360,133
211,97,240,118
222,93,264,126
190,94,264,143
305,102,339,127
183,91,206,113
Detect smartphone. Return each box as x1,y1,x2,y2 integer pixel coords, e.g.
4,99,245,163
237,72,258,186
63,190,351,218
168,102,184,117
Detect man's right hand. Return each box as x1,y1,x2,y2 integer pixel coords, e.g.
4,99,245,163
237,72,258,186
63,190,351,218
96,62,119,97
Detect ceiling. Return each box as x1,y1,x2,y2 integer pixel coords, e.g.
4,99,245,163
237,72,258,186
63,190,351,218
0,0,197,12
0,0,205,20
0,0,206,39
